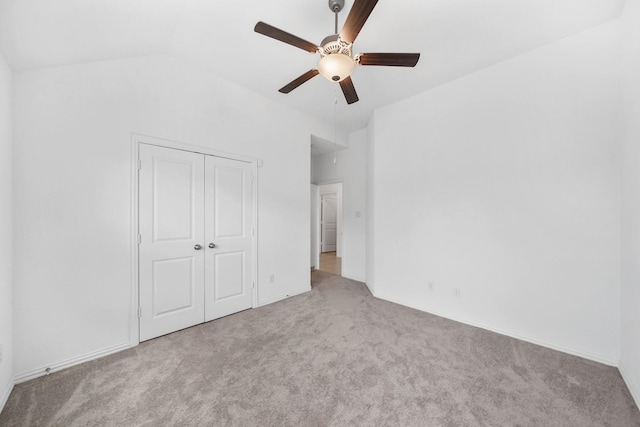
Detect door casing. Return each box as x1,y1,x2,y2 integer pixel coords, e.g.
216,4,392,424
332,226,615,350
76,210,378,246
130,133,259,346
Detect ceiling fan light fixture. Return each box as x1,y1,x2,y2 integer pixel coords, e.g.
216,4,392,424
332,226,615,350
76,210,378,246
254,0,421,104
318,53,355,82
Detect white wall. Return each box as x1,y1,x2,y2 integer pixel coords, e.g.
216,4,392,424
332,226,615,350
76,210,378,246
0,51,13,409
12,54,337,379
312,152,342,185
620,0,640,406
312,129,367,281
343,130,367,282
365,117,376,294
369,21,622,364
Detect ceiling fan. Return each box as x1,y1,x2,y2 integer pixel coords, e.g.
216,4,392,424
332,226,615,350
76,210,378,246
254,0,420,105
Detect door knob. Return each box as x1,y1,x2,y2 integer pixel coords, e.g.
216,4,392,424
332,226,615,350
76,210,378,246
194,244,202,250
209,243,216,248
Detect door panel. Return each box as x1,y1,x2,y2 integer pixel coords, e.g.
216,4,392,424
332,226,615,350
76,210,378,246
153,160,197,241
321,194,337,252
214,167,244,237
214,252,244,300
205,156,253,321
139,144,205,341
152,257,196,316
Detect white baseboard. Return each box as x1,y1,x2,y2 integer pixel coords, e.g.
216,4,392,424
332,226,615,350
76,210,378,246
14,342,132,384
1,379,13,414
257,287,311,307
619,362,640,409
364,281,375,296
342,273,366,283
13,288,313,386
374,291,618,367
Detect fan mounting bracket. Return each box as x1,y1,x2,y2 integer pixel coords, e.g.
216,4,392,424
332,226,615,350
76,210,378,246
328,0,345,13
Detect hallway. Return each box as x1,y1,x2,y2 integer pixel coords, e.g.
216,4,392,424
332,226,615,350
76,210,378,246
319,251,341,276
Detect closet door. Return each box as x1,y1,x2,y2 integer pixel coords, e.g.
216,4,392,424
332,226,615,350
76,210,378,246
139,144,205,341
204,156,253,321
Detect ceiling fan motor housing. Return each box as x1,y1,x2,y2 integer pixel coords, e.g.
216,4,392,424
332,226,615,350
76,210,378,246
319,34,352,57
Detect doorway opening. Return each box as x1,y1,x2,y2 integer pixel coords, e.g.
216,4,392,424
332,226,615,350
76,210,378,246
319,252,341,276
314,183,342,276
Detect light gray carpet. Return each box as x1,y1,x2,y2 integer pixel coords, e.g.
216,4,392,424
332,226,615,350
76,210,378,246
1,271,639,426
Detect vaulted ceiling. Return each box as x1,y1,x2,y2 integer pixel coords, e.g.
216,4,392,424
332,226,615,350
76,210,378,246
0,0,626,132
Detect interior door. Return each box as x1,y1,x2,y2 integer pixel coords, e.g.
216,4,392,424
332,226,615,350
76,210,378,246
321,194,337,252
204,156,253,321
139,144,205,341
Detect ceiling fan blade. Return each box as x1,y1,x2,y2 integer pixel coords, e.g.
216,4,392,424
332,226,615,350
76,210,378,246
279,70,320,94
254,22,318,53
339,76,359,104
358,53,421,67
340,0,379,44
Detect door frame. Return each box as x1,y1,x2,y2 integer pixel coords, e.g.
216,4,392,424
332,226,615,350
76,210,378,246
310,184,319,270
129,133,259,346
315,182,343,269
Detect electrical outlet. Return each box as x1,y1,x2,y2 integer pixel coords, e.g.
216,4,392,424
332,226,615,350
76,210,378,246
428,282,434,291
454,287,461,297
269,274,275,284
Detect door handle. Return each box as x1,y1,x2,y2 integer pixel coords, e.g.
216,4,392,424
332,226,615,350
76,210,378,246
209,243,216,249
194,244,202,250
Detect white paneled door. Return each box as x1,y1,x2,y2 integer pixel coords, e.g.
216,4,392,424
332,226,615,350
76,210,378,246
139,144,253,341
321,194,337,252
139,144,205,342
204,156,253,321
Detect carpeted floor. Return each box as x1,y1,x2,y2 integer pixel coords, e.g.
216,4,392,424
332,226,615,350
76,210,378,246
1,271,639,426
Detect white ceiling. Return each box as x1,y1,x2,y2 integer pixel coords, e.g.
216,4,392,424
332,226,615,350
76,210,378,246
0,0,626,132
